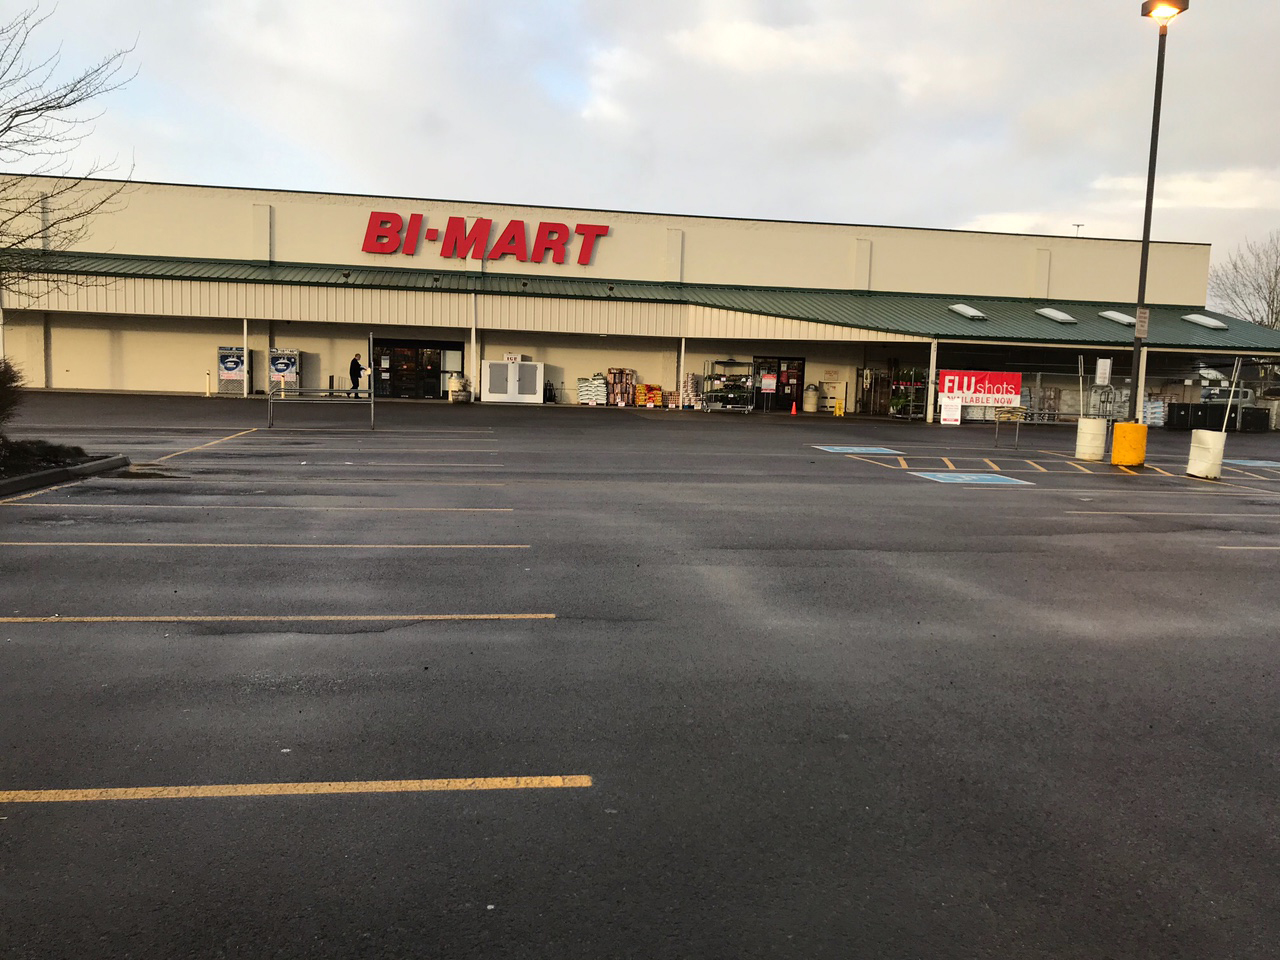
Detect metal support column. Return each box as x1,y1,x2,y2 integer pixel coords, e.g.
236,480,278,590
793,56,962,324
679,337,686,407
368,331,375,429
925,339,939,424
469,293,479,397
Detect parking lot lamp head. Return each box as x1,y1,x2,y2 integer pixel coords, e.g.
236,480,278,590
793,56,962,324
1141,1,1187,25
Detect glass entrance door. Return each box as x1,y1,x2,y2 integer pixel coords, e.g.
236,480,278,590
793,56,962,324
371,339,464,398
753,357,805,411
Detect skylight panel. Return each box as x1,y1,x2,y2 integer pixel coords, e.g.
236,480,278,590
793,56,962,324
1182,313,1228,330
948,303,987,320
1035,307,1077,324
1099,310,1136,326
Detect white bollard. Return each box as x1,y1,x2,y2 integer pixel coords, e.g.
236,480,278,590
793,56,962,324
1074,417,1108,461
1186,429,1226,479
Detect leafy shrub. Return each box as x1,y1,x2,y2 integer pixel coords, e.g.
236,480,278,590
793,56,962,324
0,357,23,435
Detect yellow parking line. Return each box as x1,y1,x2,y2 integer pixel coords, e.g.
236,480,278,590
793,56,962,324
983,459,1001,472
941,457,956,470
354,462,502,467
0,775,593,804
156,428,258,462
1224,468,1270,480
844,455,903,470
1068,511,1280,518
0,613,555,624
1,504,514,512
1025,460,1048,472
109,479,507,486
0,481,81,505
0,542,530,549
1149,466,1177,477
222,450,501,453
1067,461,1093,473
897,456,909,469
1118,466,1138,475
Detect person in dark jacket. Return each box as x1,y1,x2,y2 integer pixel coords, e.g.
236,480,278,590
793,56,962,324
348,353,367,395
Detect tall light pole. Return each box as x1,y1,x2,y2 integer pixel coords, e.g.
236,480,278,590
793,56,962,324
1127,0,1189,422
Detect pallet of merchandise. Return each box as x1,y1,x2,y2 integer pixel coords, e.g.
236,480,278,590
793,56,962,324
607,368,636,406
576,375,609,405
635,383,663,406
679,372,703,408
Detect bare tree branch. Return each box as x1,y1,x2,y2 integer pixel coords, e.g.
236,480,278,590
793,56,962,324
1208,231,1280,330
0,4,135,297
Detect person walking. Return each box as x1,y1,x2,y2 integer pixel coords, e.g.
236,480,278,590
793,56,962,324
349,352,368,396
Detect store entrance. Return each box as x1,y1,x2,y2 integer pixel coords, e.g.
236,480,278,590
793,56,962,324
371,339,464,399
752,357,805,412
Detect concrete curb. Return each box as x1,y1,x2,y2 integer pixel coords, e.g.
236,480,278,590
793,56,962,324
0,455,131,498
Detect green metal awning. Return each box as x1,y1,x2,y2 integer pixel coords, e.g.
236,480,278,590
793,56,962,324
23,251,1280,354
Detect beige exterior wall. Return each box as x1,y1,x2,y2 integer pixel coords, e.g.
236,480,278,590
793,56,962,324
2,312,48,388
0,176,1220,398
5,301,924,399
479,333,677,400
9,177,1212,306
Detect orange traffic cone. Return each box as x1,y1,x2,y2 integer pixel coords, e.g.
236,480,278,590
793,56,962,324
790,401,797,416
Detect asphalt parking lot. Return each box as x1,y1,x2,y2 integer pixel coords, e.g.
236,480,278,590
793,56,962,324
3,392,1279,959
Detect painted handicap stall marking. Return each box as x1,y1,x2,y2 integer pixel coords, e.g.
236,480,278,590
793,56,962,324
1223,459,1280,468
910,472,1034,485
813,446,905,455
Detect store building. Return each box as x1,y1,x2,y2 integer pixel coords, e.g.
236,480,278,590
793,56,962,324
3,176,1279,421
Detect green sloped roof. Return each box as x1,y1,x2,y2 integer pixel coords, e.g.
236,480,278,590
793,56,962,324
28,251,1280,353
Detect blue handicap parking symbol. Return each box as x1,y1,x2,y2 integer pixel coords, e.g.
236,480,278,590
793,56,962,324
1223,459,1280,468
910,472,1034,485
813,446,905,454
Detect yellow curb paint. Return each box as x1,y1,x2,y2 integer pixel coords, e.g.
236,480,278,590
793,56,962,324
0,613,555,624
0,542,529,549
156,428,259,462
0,775,593,804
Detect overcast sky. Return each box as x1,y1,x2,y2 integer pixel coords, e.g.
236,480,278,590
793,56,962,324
25,0,1280,268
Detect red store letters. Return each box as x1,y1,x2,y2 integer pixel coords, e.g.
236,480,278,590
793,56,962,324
362,212,609,266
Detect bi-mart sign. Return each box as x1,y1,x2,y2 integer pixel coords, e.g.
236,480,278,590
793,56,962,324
361,211,610,266
938,370,1023,406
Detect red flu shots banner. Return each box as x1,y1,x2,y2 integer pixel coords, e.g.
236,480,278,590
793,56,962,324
938,370,1023,406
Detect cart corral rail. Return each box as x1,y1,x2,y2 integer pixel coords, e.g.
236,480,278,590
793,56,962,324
267,386,375,429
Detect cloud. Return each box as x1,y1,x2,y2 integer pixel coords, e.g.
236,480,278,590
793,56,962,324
582,47,654,126
19,0,1280,268
668,19,861,74
1094,169,1280,212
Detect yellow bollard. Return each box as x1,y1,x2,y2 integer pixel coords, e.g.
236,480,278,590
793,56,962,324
1111,422,1148,467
